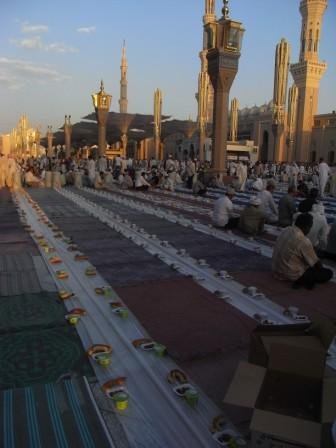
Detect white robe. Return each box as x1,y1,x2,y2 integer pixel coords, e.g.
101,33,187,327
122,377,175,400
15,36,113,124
318,162,330,196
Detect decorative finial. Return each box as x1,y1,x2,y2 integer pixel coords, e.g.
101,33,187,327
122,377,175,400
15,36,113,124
222,0,230,19
100,79,104,92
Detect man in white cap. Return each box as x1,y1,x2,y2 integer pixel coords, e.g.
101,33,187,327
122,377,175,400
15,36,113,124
239,196,265,236
213,187,239,229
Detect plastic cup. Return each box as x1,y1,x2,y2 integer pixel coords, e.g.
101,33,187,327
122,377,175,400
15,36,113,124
153,343,166,358
185,389,199,408
96,354,110,367
104,287,113,297
117,308,128,319
113,392,129,411
68,316,79,325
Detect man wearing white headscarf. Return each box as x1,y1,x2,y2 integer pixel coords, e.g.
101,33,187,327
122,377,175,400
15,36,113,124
307,203,329,250
239,196,265,235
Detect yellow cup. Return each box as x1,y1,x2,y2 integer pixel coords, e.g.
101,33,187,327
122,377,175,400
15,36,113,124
113,392,129,411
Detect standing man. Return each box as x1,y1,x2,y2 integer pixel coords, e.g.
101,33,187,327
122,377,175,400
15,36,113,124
318,157,330,197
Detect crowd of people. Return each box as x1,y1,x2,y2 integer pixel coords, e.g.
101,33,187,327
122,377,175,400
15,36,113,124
0,150,335,290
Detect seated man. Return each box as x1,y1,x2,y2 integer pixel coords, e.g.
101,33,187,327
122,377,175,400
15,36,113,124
24,168,42,187
135,171,150,191
213,187,239,229
298,187,319,213
120,171,133,190
278,186,297,227
94,172,105,189
258,181,278,224
192,178,207,195
239,196,265,236
324,220,336,261
272,213,333,290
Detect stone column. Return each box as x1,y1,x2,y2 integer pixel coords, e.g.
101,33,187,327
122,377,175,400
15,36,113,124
209,70,235,171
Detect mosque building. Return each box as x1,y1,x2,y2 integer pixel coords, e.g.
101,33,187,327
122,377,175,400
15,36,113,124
229,0,335,164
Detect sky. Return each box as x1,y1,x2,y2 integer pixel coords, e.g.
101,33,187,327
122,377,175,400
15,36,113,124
0,0,335,134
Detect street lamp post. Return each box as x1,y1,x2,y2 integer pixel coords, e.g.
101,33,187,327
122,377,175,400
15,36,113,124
91,80,112,157
205,0,244,177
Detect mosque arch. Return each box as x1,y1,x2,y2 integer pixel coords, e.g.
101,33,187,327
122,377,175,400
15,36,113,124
260,130,269,161
328,150,335,165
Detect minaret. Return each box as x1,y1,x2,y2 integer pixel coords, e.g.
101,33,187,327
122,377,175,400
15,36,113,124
119,41,128,114
197,1,216,161
230,97,239,142
287,85,299,161
64,115,72,158
290,0,327,161
153,89,162,160
272,38,290,161
47,125,54,158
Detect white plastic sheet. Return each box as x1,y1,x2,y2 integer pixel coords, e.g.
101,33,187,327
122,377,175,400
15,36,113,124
16,191,225,448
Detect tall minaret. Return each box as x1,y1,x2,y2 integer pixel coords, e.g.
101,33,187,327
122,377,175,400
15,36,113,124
153,89,162,160
287,84,299,161
290,0,327,161
197,1,216,160
119,41,128,114
230,98,239,142
272,38,290,161
64,115,72,158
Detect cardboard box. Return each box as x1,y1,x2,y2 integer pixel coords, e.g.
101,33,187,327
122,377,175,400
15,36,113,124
224,340,336,448
248,320,336,368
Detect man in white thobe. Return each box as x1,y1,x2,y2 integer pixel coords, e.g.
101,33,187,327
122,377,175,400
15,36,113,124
318,158,330,197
